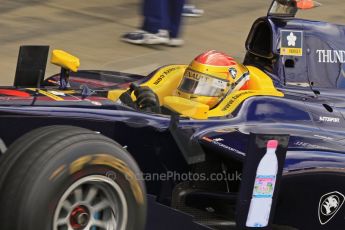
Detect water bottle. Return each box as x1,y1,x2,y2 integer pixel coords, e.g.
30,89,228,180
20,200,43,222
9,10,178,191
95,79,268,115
246,140,278,227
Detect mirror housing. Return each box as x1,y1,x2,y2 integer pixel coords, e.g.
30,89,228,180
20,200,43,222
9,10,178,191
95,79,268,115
51,50,80,72
269,0,321,17
296,0,321,10
51,50,80,89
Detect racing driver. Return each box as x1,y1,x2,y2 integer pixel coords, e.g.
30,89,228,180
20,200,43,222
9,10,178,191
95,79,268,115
176,50,250,109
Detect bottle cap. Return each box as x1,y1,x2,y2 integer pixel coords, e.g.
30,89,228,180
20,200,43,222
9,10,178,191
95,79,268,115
267,140,278,148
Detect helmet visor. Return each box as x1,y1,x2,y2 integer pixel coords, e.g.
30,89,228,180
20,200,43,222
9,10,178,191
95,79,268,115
178,69,229,97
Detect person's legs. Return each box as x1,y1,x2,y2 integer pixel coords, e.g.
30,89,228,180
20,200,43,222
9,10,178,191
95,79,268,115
164,0,185,46
122,0,169,45
122,0,185,46
168,0,185,38
142,0,165,34
142,0,185,38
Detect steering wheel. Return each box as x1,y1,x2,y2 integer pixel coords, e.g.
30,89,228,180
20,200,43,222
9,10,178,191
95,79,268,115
119,83,161,113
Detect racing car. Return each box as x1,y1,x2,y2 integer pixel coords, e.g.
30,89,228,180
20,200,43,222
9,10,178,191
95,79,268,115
0,0,344,229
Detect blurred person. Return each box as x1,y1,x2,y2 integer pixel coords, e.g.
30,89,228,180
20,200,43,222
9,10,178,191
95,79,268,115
122,0,185,46
182,2,204,17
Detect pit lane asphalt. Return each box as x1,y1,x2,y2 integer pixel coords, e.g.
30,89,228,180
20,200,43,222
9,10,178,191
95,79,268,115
0,0,344,85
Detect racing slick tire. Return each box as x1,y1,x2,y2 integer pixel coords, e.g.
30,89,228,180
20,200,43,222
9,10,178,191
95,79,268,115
0,125,80,191
0,125,146,230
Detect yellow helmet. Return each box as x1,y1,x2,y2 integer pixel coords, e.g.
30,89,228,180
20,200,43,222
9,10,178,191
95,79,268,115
176,50,250,108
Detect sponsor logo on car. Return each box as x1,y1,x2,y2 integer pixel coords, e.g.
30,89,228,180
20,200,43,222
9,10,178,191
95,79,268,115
318,191,345,225
319,116,340,123
280,30,303,56
293,141,328,150
153,66,181,85
229,67,237,79
221,91,253,112
316,50,345,63
202,136,244,156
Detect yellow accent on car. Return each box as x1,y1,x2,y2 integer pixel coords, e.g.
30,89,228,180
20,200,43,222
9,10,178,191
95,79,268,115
107,65,187,104
164,65,283,119
57,90,76,94
208,90,283,117
245,66,282,92
107,89,126,101
26,88,65,101
108,64,283,119
141,65,186,104
208,66,284,117
163,96,209,120
176,90,220,108
51,50,80,72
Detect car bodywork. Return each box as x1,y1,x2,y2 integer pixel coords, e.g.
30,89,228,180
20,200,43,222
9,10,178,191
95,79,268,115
0,0,345,229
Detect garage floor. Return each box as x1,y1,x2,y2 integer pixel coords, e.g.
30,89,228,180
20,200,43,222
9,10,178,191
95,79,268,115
0,0,344,85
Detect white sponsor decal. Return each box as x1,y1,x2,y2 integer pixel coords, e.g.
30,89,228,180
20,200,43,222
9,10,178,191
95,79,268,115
48,90,66,96
213,138,224,142
313,134,334,140
203,137,244,156
316,50,345,63
287,32,297,47
90,101,102,106
318,191,345,225
286,82,310,87
319,116,340,123
293,141,328,150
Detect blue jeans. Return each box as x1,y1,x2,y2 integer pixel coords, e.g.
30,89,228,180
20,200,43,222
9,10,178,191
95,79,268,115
142,0,185,38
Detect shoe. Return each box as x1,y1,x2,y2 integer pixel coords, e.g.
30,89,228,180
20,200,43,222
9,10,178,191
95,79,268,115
122,30,169,45
182,4,204,17
168,38,184,47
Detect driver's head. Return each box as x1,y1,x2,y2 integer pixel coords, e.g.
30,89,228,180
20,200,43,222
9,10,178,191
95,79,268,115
177,50,250,108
